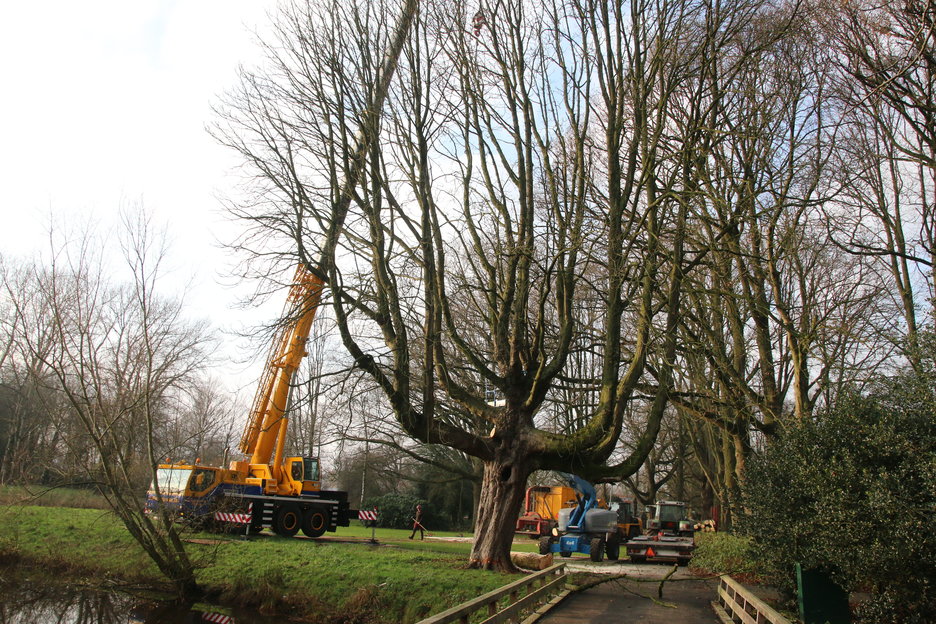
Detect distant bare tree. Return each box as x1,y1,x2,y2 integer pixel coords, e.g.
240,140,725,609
2,209,213,597
823,0,936,359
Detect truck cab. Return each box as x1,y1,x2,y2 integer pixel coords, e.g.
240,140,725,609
645,501,694,537
145,463,225,521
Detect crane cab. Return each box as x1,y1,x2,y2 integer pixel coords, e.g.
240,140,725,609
285,456,322,495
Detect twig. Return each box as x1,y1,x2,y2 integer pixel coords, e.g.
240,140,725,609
658,563,679,599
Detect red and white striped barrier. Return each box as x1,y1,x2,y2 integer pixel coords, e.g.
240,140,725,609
358,509,378,521
214,503,252,524
201,611,235,624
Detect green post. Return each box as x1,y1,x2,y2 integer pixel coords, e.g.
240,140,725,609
796,563,851,624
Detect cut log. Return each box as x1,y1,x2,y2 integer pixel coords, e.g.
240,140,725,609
511,551,554,571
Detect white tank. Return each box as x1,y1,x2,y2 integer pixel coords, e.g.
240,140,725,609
584,508,617,533
558,507,573,532
557,507,617,533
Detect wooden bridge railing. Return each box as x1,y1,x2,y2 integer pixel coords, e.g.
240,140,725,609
714,575,792,624
416,563,568,624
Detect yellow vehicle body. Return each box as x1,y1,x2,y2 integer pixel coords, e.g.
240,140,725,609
155,455,323,503
531,486,577,519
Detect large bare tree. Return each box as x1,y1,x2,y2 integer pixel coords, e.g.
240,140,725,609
823,0,936,364
215,0,774,569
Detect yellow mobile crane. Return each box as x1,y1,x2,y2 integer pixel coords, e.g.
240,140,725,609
145,265,352,538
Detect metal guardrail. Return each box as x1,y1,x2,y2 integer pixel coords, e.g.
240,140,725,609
714,575,791,624
416,563,568,624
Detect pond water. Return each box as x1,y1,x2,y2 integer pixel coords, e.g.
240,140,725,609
0,574,287,624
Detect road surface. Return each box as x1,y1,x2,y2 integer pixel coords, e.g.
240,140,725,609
538,560,721,624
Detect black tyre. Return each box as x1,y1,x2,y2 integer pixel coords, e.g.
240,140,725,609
272,503,301,537
559,550,572,558
605,534,620,561
630,555,646,564
302,506,328,538
677,557,691,567
589,537,605,562
538,536,553,555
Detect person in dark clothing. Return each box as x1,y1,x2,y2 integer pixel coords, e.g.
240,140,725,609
408,503,425,540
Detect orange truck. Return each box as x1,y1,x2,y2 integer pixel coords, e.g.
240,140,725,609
515,486,578,538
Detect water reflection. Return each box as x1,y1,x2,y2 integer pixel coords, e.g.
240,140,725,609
0,577,280,624
0,585,131,624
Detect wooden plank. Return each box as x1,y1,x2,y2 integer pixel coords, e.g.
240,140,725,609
711,600,736,624
718,580,791,624
520,588,573,624
719,586,759,624
479,575,568,624
720,577,790,624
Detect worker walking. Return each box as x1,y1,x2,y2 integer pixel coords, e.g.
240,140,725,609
409,503,425,540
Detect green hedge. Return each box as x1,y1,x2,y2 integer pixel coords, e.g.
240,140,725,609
690,532,758,580
742,372,936,623
362,493,427,530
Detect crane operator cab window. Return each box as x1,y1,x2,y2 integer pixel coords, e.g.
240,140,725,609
302,457,320,482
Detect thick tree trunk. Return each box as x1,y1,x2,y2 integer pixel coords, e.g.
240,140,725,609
468,442,532,572
471,479,481,532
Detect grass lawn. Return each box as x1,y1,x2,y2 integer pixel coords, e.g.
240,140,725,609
0,503,543,623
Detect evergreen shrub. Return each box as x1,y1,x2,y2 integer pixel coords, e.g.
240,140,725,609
362,493,427,530
742,373,936,623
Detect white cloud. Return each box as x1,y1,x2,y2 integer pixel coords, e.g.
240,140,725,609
0,0,282,388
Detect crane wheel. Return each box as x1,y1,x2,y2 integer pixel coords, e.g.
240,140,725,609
302,507,328,538
590,537,605,562
273,504,302,537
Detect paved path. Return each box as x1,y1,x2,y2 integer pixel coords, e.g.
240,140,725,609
539,561,720,624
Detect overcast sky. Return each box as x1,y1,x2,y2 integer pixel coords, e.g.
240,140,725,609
0,1,283,389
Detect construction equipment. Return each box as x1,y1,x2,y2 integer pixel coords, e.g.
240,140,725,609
538,474,618,562
145,265,353,538
601,497,643,560
609,497,642,539
625,500,695,565
515,486,578,538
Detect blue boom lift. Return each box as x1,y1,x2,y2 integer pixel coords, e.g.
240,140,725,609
538,473,618,562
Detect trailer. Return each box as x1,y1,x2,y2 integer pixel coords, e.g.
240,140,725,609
515,486,577,538
625,533,694,565
625,500,695,565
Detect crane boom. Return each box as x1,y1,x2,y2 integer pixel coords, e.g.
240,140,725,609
239,264,324,478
